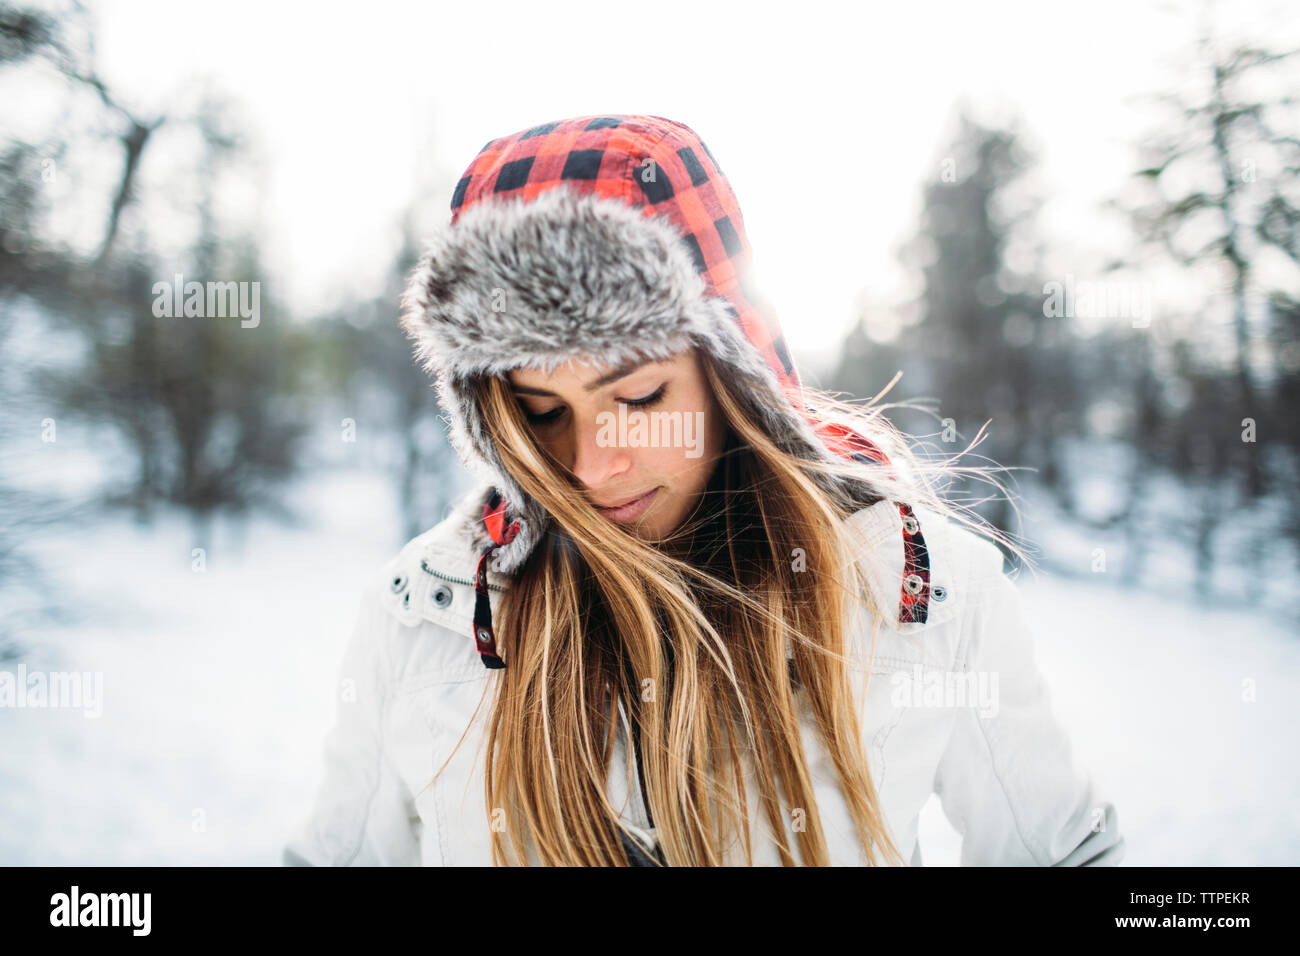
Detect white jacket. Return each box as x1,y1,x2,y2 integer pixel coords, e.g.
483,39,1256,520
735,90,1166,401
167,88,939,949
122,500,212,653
282,486,1125,866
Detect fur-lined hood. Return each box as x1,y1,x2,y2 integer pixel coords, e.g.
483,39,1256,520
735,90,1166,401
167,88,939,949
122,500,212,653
398,114,936,667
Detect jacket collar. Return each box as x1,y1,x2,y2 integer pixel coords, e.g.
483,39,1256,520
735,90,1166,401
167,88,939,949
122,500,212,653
403,487,953,638
843,499,956,633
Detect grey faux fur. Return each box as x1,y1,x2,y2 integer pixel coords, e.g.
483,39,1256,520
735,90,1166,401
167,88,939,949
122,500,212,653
399,183,883,576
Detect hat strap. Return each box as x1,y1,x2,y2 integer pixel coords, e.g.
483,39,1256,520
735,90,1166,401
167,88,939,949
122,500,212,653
473,490,519,669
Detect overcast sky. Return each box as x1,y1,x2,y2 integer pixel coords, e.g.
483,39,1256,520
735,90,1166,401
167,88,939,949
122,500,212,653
28,0,1300,376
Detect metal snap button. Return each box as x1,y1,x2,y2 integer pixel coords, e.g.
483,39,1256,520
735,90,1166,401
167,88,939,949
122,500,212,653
390,574,408,594
402,592,410,608
902,515,919,535
903,573,924,595
475,627,493,643
932,584,948,602
433,585,453,608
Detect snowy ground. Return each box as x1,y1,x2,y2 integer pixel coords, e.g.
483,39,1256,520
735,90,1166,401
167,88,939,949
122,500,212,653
1,460,1297,865
0,463,414,865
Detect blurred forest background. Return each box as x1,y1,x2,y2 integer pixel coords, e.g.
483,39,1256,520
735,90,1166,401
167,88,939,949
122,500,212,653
1,0,1297,865
833,59,1300,602
1,1,464,661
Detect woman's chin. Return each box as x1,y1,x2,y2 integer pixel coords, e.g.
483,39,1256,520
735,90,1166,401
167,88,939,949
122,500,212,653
620,508,672,541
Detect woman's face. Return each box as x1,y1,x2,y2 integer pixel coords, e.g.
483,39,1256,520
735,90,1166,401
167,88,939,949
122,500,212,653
507,348,728,540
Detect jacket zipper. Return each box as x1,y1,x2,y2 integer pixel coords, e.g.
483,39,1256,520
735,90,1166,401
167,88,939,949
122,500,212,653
420,558,507,592
617,696,666,865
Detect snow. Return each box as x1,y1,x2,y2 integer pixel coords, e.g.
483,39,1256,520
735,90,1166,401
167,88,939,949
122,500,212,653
1,461,1298,865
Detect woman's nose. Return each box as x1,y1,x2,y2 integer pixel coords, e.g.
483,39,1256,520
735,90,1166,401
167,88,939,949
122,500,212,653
570,419,631,489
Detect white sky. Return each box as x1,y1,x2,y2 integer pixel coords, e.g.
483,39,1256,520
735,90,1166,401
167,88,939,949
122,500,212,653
16,0,1300,376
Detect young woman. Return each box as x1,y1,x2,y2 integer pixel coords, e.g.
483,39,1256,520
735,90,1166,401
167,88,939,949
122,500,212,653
283,114,1125,867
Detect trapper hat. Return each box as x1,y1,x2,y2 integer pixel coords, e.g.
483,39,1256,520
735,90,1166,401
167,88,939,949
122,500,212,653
399,114,933,668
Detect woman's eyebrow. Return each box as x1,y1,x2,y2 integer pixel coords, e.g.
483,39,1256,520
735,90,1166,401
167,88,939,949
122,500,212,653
509,358,648,396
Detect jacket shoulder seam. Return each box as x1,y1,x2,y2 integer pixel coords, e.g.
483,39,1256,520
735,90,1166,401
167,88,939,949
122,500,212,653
961,552,1047,866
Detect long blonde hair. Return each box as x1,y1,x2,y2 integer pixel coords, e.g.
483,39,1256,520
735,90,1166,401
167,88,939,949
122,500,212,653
440,346,1023,866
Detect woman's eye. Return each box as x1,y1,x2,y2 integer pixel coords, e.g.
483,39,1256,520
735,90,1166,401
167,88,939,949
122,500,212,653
621,384,667,408
521,384,666,425
524,406,564,425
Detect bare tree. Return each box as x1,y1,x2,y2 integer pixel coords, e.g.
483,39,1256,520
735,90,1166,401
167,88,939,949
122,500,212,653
1125,33,1300,500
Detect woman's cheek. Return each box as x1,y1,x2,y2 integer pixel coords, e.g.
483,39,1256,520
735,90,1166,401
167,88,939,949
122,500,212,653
655,447,698,483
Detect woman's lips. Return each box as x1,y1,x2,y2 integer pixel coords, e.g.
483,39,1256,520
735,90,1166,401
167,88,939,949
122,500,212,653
595,487,660,523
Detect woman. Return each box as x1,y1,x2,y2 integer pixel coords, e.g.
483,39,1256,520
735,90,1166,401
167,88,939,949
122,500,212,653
282,114,1125,867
